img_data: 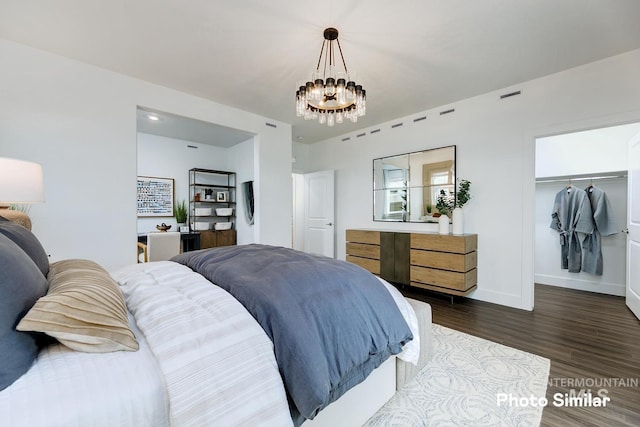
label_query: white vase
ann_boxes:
[452,207,464,235]
[438,214,450,234]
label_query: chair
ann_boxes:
[137,232,181,262]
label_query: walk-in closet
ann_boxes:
[534,122,640,296]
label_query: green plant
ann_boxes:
[455,179,472,208]
[175,199,187,223]
[425,204,432,214]
[436,178,472,216]
[436,189,454,217]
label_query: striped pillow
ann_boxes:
[17,259,138,352]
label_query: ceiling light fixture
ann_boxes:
[296,27,366,126]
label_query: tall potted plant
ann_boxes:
[175,199,188,229]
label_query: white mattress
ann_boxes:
[0,314,168,427]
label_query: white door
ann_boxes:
[627,131,640,320]
[303,170,335,257]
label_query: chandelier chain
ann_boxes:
[335,39,349,75]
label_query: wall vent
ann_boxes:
[500,90,521,99]
[370,129,381,134]
[341,137,351,142]
[187,145,198,149]
[413,116,427,122]
[265,122,277,128]
[391,122,403,128]
[439,108,455,115]
[356,133,366,138]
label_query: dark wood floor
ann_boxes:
[401,284,640,427]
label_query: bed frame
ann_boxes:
[305,298,433,426]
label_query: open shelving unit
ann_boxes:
[189,168,236,248]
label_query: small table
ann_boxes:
[138,232,201,253]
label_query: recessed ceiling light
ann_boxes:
[148,114,160,121]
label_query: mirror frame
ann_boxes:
[373,145,456,222]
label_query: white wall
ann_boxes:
[227,138,256,245]
[136,132,229,233]
[292,141,311,174]
[536,124,638,177]
[0,39,292,271]
[292,173,305,251]
[304,49,640,310]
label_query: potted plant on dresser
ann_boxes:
[436,179,471,235]
[452,179,471,234]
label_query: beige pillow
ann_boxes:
[17,259,139,352]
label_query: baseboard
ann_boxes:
[534,274,625,296]
[468,287,526,310]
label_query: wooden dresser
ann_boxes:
[346,229,477,297]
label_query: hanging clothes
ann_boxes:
[582,185,618,275]
[550,186,594,273]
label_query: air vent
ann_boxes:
[439,108,455,115]
[341,137,351,142]
[500,90,521,99]
[413,116,427,122]
[356,133,366,138]
[391,123,403,128]
[265,122,277,128]
[187,145,198,149]
[370,129,381,134]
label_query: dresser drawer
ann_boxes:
[346,242,381,259]
[346,255,380,275]
[411,233,477,254]
[411,249,477,273]
[410,265,477,291]
[346,229,380,245]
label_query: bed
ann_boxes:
[0,217,432,427]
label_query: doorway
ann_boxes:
[533,122,640,297]
[291,170,335,258]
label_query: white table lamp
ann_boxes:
[0,157,44,230]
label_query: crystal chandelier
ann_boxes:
[296,27,366,126]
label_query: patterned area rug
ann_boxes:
[365,324,550,426]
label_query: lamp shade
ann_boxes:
[0,157,44,204]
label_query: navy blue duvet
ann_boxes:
[172,244,412,425]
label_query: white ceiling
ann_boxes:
[2,0,640,144]
[136,107,254,148]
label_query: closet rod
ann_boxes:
[536,171,627,184]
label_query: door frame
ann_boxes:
[626,132,640,319]
[522,111,640,311]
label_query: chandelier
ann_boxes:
[296,27,366,126]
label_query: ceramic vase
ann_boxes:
[452,207,464,235]
[438,214,450,234]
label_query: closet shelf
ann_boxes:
[535,171,627,184]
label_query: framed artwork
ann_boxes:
[216,191,228,202]
[137,176,174,217]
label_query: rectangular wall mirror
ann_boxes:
[373,145,456,222]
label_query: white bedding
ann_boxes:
[0,313,168,427]
[1,260,420,427]
[114,261,294,427]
